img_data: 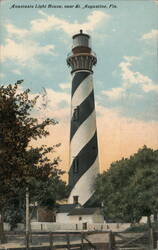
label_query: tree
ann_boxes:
[0,81,67,242]
[94,146,158,226]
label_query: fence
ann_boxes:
[4,222,131,232]
[108,228,158,250]
[0,229,158,250]
[1,231,109,249]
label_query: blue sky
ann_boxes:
[0,0,158,175]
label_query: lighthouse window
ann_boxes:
[73,158,78,173]
[73,196,79,204]
[73,106,79,121]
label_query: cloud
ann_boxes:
[119,57,152,85]
[119,56,158,93]
[15,85,70,122]
[12,69,22,75]
[35,88,70,122]
[6,23,29,39]
[102,56,158,102]
[0,73,5,78]
[123,56,139,63]
[102,87,142,101]
[6,10,107,38]
[5,11,109,39]
[102,87,125,100]
[142,82,158,93]
[141,29,158,40]
[31,10,110,35]
[59,82,71,90]
[0,39,55,64]
[2,10,110,69]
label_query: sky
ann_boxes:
[0,0,158,181]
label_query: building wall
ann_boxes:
[92,213,104,223]
[68,214,104,224]
[56,210,104,224]
[56,213,70,223]
[68,214,94,223]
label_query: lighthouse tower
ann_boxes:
[67,30,99,206]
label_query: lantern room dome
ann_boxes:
[72,30,91,54]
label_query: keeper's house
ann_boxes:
[68,207,104,224]
[56,203,104,225]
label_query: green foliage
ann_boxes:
[94,146,158,223]
[4,196,24,230]
[0,81,67,228]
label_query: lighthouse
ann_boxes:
[67,30,99,206]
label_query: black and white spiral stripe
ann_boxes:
[68,71,99,205]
